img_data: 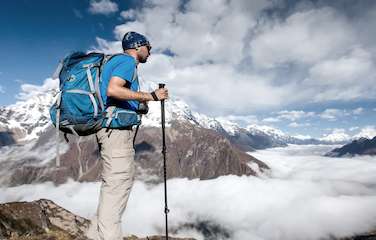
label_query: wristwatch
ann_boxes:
[150,91,159,101]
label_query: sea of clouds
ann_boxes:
[1,144,376,240]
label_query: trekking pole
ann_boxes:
[159,83,169,240]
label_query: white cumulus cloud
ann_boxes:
[306,48,375,102]
[352,107,364,115]
[319,128,350,142]
[88,0,118,15]
[288,122,311,128]
[262,117,280,123]
[91,0,376,118]
[216,114,259,127]
[276,110,315,121]
[319,109,345,121]
[251,7,357,68]
[293,134,312,140]
[353,125,376,139]
[15,78,58,101]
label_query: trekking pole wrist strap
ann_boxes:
[150,91,159,101]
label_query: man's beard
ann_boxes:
[139,56,147,63]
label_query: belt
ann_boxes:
[121,125,133,130]
[105,126,133,132]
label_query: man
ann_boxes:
[87,31,168,240]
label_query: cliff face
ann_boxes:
[134,121,268,183]
[0,199,195,240]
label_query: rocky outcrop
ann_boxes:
[0,199,195,240]
[0,120,269,187]
[0,131,16,147]
[0,109,26,146]
[0,199,89,239]
[325,136,376,157]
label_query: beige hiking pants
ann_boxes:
[86,128,136,240]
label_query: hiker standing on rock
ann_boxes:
[87,31,169,240]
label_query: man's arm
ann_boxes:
[107,76,168,101]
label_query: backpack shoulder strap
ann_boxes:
[102,53,138,82]
[55,92,62,168]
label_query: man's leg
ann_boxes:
[95,128,136,240]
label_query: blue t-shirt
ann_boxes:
[100,54,139,111]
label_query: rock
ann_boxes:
[0,131,16,147]
[0,199,89,240]
[0,199,195,240]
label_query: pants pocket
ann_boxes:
[96,128,109,143]
[107,148,135,176]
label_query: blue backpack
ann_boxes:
[50,52,142,168]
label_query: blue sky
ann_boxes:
[1,0,375,139]
[0,0,137,105]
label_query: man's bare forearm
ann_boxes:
[107,76,168,101]
[107,84,153,102]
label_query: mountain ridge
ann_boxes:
[325,136,376,157]
[0,78,353,150]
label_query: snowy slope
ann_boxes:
[0,78,58,141]
[246,124,292,142]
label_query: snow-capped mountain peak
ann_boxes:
[215,118,241,135]
[246,124,287,138]
[0,78,57,141]
[141,97,199,127]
